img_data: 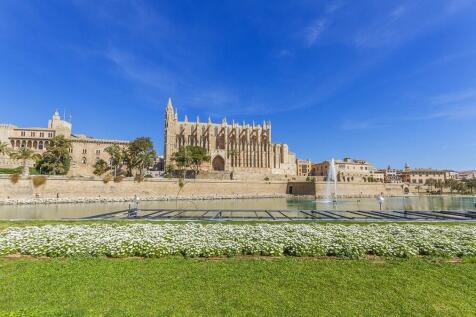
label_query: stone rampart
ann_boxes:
[0,176,288,200]
[0,176,410,202]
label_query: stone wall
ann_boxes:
[287,181,406,197]
[0,176,288,199]
[0,176,416,201]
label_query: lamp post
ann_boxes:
[377,193,385,211]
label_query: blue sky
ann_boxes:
[1,0,475,170]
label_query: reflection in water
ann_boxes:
[0,196,475,220]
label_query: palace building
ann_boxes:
[163,99,296,176]
[311,158,383,183]
[0,111,129,176]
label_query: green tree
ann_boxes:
[444,179,459,195]
[435,179,444,193]
[123,137,156,177]
[466,179,476,194]
[171,147,191,178]
[104,144,123,177]
[456,182,467,194]
[135,148,156,177]
[0,141,10,156]
[171,145,210,178]
[164,163,175,178]
[93,159,110,176]
[9,147,42,176]
[35,135,72,175]
[187,146,210,176]
[425,178,436,193]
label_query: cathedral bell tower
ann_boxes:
[164,98,176,167]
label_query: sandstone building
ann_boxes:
[311,158,383,183]
[400,164,458,184]
[0,112,128,176]
[296,159,312,176]
[163,99,296,176]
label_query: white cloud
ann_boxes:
[354,1,474,48]
[306,19,328,46]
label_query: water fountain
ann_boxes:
[317,158,337,204]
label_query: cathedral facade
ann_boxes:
[163,99,296,176]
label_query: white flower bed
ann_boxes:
[1,224,475,258]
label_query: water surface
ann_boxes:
[0,196,475,220]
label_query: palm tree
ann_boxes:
[9,148,41,176]
[466,179,476,195]
[435,179,444,194]
[135,149,156,177]
[444,179,459,195]
[425,178,436,193]
[105,145,123,177]
[0,141,10,156]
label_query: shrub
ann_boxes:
[264,176,270,181]
[0,167,22,175]
[114,175,124,183]
[144,174,153,178]
[9,173,20,184]
[134,174,144,183]
[31,175,47,187]
[103,175,113,184]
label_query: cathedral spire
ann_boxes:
[166,97,173,110]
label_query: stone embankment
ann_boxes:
[0,193,288,206]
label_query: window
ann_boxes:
[82,149,87,154]
[48,132,53,137]
[31,132,35,137]
[82,157,87,164]
[39,132,44,137]
[20,131,26,136]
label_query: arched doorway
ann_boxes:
[212,155,225,171]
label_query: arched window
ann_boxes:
[38,141,43,150]
[33,141,38,149]
[11,140,14,148]
[27,140,32,148]
[82,157,87,164]
[21,140,26,148]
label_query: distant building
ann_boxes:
[163,98,296,175]
[382,166,403,183]
[296,159,312,176]
[0,112,129,176]
[458,170,476,180]
[400,164,459,184]
[311,158,383,183]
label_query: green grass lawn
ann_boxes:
[0,167,39,175]
[0,257,476,316]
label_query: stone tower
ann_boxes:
[48,111,72,137]
[164,98,176,166]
